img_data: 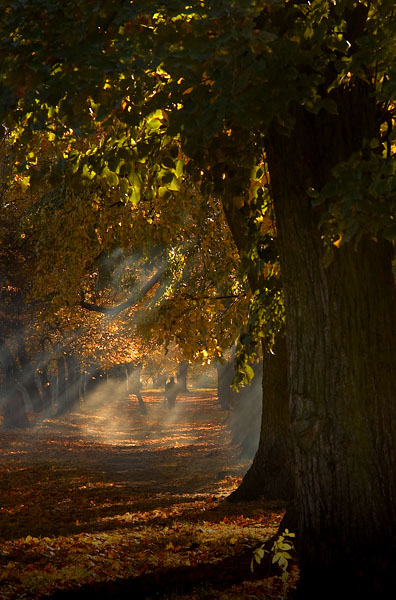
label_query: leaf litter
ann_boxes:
[0,390,297,599]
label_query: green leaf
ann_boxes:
[130,171,142,189]
[119,178,129,196]
[106,170,119,186]
[168,176,180,191]
[175,159,184,177]
[245,364,254,381]
[147,118,161,130]
[129,187,140,205]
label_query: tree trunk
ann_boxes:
[228,336,293,503]
[226,360,262,459]
[56,355,68,414]
[37,364,53,410]
[216,358,237,410]
[129,363,146,414]
[16,339,43,413]
[221,198,292,500]
[0,341,29,429]
[266,84,396,595]
[125,364,130,393]
[64,353,81,411]
[176,361,189,392]
[2,386,29,429]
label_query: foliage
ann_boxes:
[251,529,295,592]
[1,1,395,248]
[1,1,394,382]
[0,135,249,382]
[271,530,295,576]
[0,1,268,382]
[230,188,284,387]
[0,0,394,414]
[312,149,396,246]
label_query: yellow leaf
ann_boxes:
[333,233,343,248]
[229,537,237,545]
[183,87,194,95]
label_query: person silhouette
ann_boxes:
[164,377,178,410]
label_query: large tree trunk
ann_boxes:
[266,83,396,595]
[223,357,262,459]
[228,336,292,503]
[222,198,292,500]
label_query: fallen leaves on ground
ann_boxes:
[0,389,297,599]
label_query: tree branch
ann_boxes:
[183,293,245,301]
[80,265,167,317]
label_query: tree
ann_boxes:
[176,360,189,392]
[219,167,292,500]
[0,149,48,425]
[228,337,292,502]
[1,1,396,595]
[149,5,396,595]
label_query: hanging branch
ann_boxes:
[80,265,167,317]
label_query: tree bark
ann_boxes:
[216,356,237,410]
[266,84,396,595]
[176,361,189,392]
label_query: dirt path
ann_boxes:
[0,388,292,599]
[1,389,249,506]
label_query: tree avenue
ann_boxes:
[1,0,396,596]
[0,158,248,422]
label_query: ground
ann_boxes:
[0,385,298,599]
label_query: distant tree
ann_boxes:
[176,360,189,393]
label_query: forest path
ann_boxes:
[0,389,291,599]
[2,389,248,500]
